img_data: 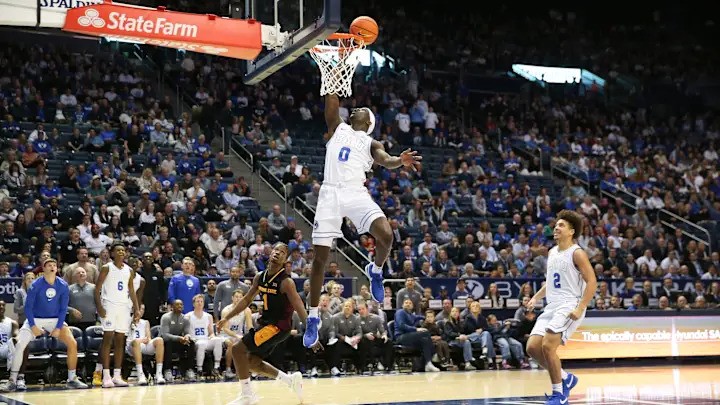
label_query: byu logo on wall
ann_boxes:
[464,280,485,299]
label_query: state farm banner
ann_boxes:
[62,2,262,60]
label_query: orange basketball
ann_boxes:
[350,16,378,45]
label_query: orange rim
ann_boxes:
[310,32,365,54]
[327,32,365,43]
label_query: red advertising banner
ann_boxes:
[63,2,262,60]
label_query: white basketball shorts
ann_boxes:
[20,318,67,338]
[530,301,586,345]
[312,184,385,247]
[126,340,156,356]
[100,301,132,334]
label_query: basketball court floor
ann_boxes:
[1,365,718,405]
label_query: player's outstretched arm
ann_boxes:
[325,94,343,135]
[217,274,259,329]
[282,278,309,321]
[370,141,422,171]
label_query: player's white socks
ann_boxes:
[561,369,568,379]
[9,371,18,383]
[240,377,252,394]
[214,361,221,370]
[309,307,319,318]
[136,364,144,375]
[276,371,292,386]
[552,383,562,393]
[114,369,122,379]
[103,369,111,379]
[156,363,163,375]
[95,363,103,372]
[68,369,77,380]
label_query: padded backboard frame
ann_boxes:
[243,0,341,85]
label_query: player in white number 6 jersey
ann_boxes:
[304,93,422,349]
[95,243,141,388]
[526,210,597,405]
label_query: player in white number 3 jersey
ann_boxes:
[526,210,597,405]
[304,94,422,349]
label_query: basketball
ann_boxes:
[350,16,378,45]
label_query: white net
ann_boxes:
[309,35,366,98]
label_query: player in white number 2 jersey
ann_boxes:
[526,210,597,405]
[304,94,422,349]
[95,243,141,388]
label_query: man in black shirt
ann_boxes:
[0,221,26,261]
[137,252,167,326]
[59,228,87,266]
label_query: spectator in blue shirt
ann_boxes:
[177,153,196,176]
[10,255,34,277]
[76,164,91,189]
[167,258,201,314]
[32,132,53,157]
[2,258,88,391]
[88,155,106,177]
[194,135,211,156]
[197,151,215,175]
[149,123,168,145]
[39,179,63,201]
[487,191,508,216]
[393,299,439,372]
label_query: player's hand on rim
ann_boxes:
[399,148,422,171]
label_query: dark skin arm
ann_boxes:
[325,94,343,136]
[95,265,110,318]
[137,278,146,307]
[370,140,422,171]
[280,277,308,321]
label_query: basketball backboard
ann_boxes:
[241,0,342,85]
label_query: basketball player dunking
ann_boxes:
[304,93,422,348]
[218,243,304,405]
[94,243,141,388]
[525,210,597,405]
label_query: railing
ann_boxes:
[514,144,714,249]
[228,137,288,218]
[598,180,712,247]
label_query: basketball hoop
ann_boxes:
[309,33,366,98]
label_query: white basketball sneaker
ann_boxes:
[289,371,303,401]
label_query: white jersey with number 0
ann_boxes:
[324,123,374,188]
[186,311,213,340]
[102,262,132,305]
[545,244,585,305]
